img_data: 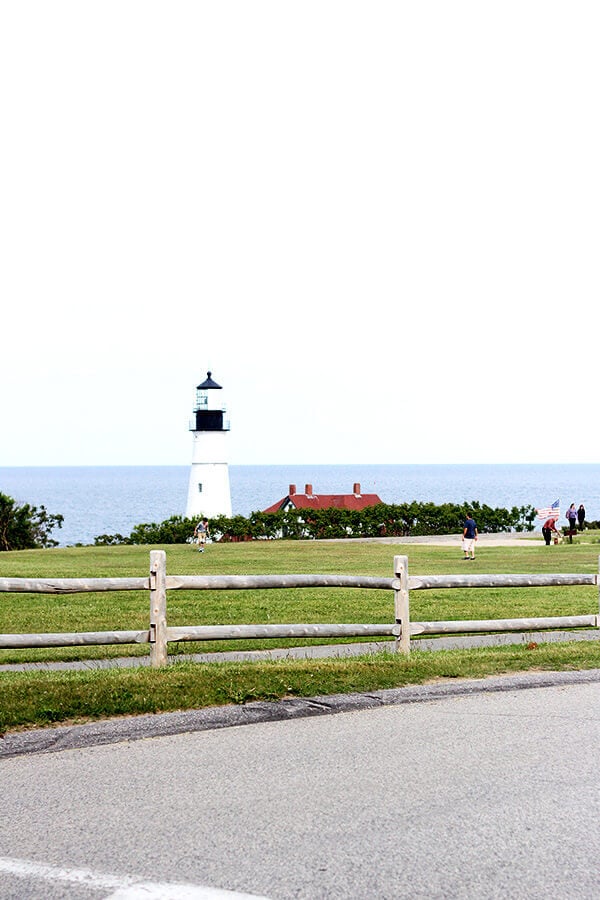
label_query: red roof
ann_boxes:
[263,483,382,513]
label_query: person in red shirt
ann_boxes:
[542,516,559,545]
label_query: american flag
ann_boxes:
[536,499,560,519]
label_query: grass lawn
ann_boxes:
[1,537,599,733]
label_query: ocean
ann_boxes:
[1,463,599,547]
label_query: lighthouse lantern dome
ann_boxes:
[191,371,229,432]
[195,371,222,411]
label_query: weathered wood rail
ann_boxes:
[0,552,598,666]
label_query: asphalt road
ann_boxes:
[1,672,600,899]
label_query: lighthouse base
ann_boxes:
[185,463,232,520]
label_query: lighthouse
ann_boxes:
[185,372,232,519]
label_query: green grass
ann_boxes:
[0,538,599,733]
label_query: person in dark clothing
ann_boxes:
[462,513,478,560]
[577,504,586,530]
[566,504,578,542]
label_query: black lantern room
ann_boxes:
[191,372,230,432]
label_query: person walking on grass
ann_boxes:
[194,517,209,552]
[462,512,478,560]
[577,504,586,531]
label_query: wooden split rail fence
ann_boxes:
[0,552,598,667]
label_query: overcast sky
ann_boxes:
[1,1,597,468]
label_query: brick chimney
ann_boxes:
[289,484,296,496]
[305,483,313,496]
[353,483,361,496]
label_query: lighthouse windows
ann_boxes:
[197,483,203,493]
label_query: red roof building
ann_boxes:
[263,483,382,513]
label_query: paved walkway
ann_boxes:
[2,627,599,675]
[327,532,544,547]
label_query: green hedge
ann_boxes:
[94,501,537,546]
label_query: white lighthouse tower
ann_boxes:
[185,372,232,519]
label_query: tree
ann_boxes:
[0,492,64,551]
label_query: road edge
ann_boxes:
[2,667,600,759]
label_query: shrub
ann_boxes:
[93,501,536,545]
[0,492,63,550]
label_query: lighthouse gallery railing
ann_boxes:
[0,551,598,667]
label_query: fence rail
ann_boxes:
[409,573,597,590]
[0,577,149,594]
[0,552,598,666]
[165,574,395,591]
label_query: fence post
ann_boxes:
[393,554,410,654]
[149,550,168,667]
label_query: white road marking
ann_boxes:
[107,885,267,899]
[0,857,269,898]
